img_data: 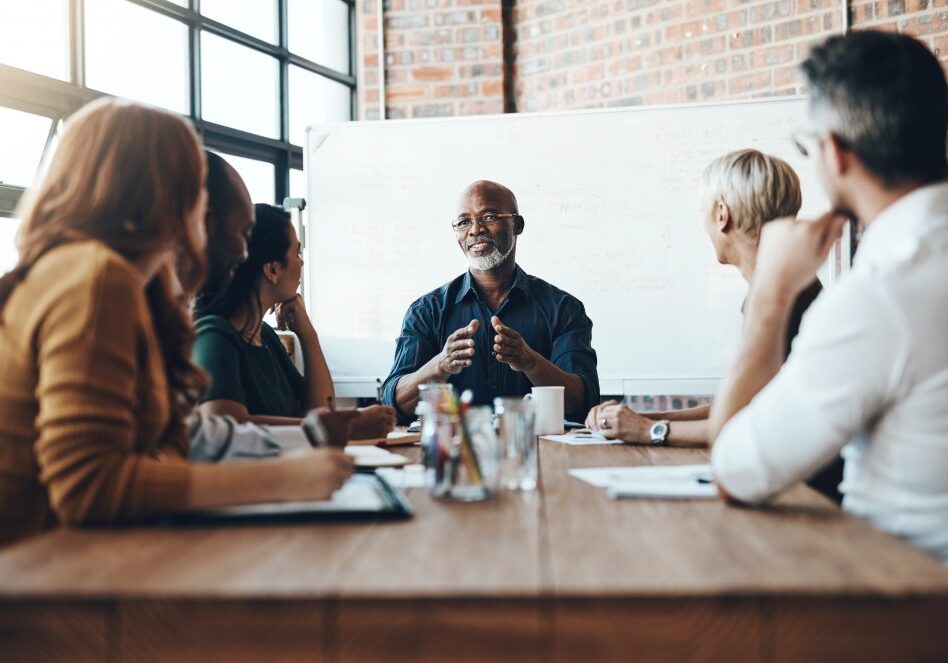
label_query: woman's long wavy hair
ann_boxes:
[0,97,208,445]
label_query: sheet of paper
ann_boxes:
[569,464,717,500]
[570,464,712,487]
[344,445,408,467]
[196,476,387,515]
[377,465,429,489]
[545,432,623,446]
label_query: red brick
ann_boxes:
[411,66,456,82]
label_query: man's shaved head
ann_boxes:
[458,180,519,216]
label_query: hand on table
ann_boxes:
[586,402,654,442]
[349,405,397,439]
[282,448,355,500]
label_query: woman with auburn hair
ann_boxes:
[0,98,353,546]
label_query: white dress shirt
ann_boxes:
[712,182,948,562]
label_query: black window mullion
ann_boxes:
[349,0,357,120]
[278,0,290,202]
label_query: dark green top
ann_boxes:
[193,315,305,418]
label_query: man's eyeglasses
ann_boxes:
[451,212,519,232]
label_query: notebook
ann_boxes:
[168,472,413,524]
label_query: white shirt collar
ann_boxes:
[854,180,948,273]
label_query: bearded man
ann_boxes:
[380,180,599,422]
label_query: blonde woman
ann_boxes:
[586,149,840,499]
[0,98,353,546]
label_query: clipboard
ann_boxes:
[167,472,413,525]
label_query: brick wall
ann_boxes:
[358,0,948,117]
[357,0,506,119]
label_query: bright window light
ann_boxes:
[211,151,276,205]
[0,219,21,274]
[0,107,53,188]
[288,65,351,146]
[290,168,306,201]
[288,0,350,73]
[201,0,277,44]
[201,32,279,139]
[84,0,190,114]
[0,0,69,80]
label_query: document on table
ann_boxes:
[569,464,717,499]
[545,432,624,446]
[377,465,429,488]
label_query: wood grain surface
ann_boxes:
[1,439,946,661]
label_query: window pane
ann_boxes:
[85,0,189,114]
[0,107,53,188]
[0,0,69,80]
[0,219,20,274]
[288,0,349,73]
[201,0,277,43]
[290,168,306,201]
[202,33,279,139]
[211,151,275,205]
[288,65,351,146]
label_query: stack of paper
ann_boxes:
[569,464,717,499]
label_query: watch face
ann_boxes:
[651,421,669,440]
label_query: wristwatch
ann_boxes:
[649,420,670,445]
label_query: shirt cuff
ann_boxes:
[263,426,313,455]
[711,407,777,504]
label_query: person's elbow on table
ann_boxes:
[710,416,779,506]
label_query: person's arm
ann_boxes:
[274,294,334,411]
[199,399,303,426]
[381,301,472,423]
[491,301,599,419]
[645,404,711,421]
[393,321,478,418]
[708,212,846,441]
[34,258,354,526]
[587,402,709,447]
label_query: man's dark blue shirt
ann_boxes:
[381,266,599,423]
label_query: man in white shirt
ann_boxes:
[709,31,948,562]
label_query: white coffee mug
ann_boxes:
[524,386,565,435]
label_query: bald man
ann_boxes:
[381,180,599,422]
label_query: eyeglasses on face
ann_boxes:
[451,212,519,232]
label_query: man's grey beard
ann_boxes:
[467,240,512,271]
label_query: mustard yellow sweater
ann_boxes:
[0,241,190,546]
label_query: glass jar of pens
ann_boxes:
[420,384,500,502]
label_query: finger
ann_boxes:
[601,428,619,440]
[448,339,476,355]
[493,322,521,340]
[585,407,600,429]
[451,359,472,370]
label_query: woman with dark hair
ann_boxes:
[0,99,354,546]
[194,204,395,432]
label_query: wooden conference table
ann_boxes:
[1,440,947,662]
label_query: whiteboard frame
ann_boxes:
[304,95,845,398]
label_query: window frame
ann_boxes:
[0,0,357,218]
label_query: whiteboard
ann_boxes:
[304,97,830,397]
